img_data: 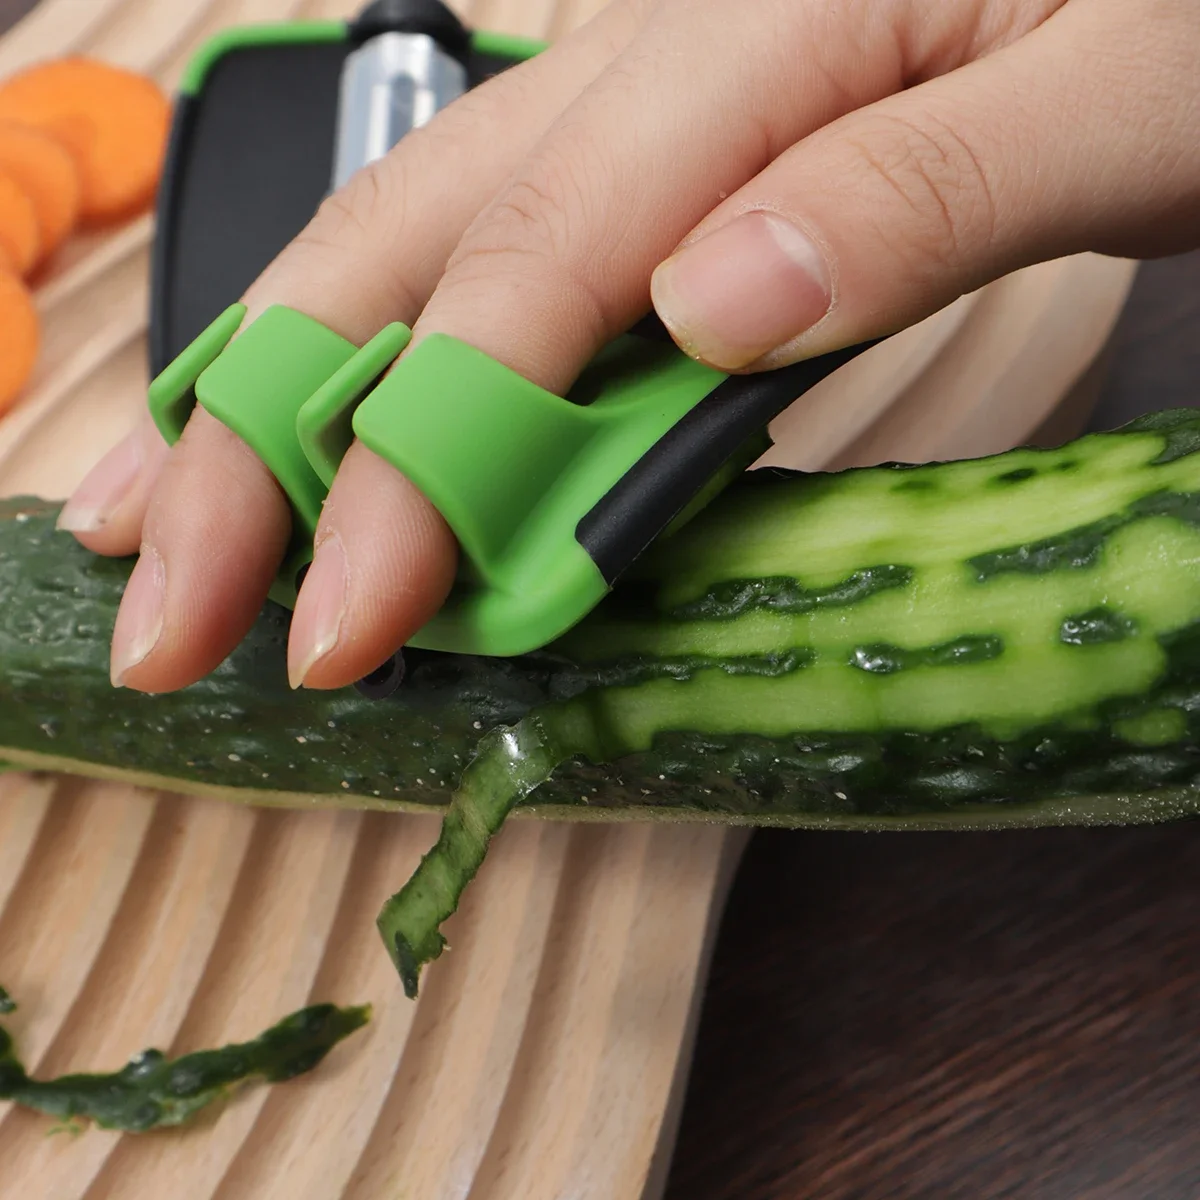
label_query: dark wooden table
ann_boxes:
[3,1,1199,1191]
[666,254,1200,1199]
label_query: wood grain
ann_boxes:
[0,1,1139,1196]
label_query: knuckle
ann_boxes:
[458,103,626,267]
[845,109,999,269]
[287,157,423,318]
[445,150,620,336]
[471,163,585,264]
[302,158,399,252]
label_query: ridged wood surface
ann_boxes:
[0,1,1138,1196]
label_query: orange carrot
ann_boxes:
[0,270,39,416]
[0,171,39,276]
[0,122,80,263]
[0,58,170,224]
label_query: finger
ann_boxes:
[407,0,1061,385]
[649,0,1199,371]
[107,2,647,694]
[110,413,291,691]
[286,441,456,689]
[408,4,890,388]
[56,411,169,554]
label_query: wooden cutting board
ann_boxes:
[0,2,1138,1197]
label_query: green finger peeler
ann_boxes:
[148,0,876,686]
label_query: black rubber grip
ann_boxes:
[576,340,880,584]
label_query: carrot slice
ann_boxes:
[0,270,39,416]
[0,123,81,262]
[0,172,39,276]
[0,58,170,224]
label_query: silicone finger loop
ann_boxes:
[147,304,411,608]
[296,321,413,487]
[147,303,247,446]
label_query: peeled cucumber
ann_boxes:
[3,410,1200,832]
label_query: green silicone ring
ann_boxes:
[148,304,412,607]
[297,322,412,487]
[195,305,356,540]
[148,303,247,446]
[348,332,724,656]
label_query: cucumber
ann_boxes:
[5,409,1200,830]
[10,409,1200,993]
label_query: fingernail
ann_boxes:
[288,534,348,689]
[57,432,143,534]
[651,211,832,370]
[110,545,166,687]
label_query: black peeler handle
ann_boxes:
[577,322,880,584]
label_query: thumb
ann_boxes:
[650,0,1200,373]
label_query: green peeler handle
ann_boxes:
[147,302,727,651]
[147,303,872,657]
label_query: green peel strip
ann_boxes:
[0,990,369,1132]
[376,719,565,998]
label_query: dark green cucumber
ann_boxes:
[6,410,1200,831]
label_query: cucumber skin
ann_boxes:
[6,410,1200,830]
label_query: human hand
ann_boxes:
[60,0,1200,693]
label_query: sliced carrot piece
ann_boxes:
[0,58,170,224]
[0,122,81,262]
[0,270,39,416]
[0,171,39,276]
